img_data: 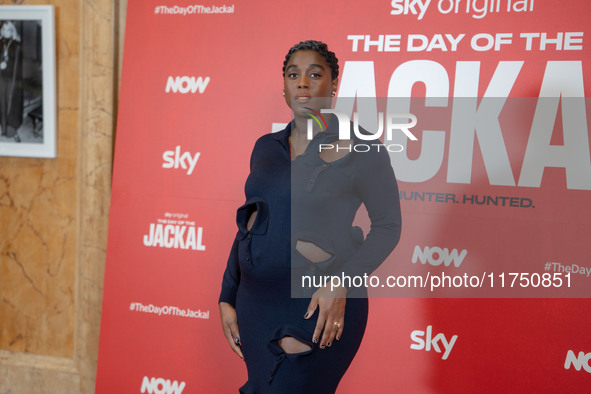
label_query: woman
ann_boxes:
[0,20,23,142]
[219,40,401,393]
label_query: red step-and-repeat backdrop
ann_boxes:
[96,0,591,392]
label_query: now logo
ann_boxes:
[162,146,200,175]
[411,245,467,267]
[141,376,185,394]
[165,76,210,94]
[564,350,591,373]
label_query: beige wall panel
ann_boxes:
[0,0,80,359]
[0,0,119,392]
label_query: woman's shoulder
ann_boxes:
[248,126,290,166]
[252,126,290,150]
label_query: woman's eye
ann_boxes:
[310,73,321,78]
[288,73,299,78]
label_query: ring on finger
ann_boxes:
[333,321,341,328]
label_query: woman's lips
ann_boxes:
[295,96,311,103]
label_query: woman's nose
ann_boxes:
[297,75,309,88]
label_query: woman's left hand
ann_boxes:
[304,285,347,349]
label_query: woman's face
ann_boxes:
[283,50,337,117]
[1,23,16,39]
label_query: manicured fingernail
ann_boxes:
[320,344,326,349]
[234,336,240,344]
[313,338,318,343]
[327,342,332,347]
[303,312,309,318]
[336,336,340,341]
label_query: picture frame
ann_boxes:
[0,5,56,158]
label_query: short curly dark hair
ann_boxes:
[282,40,339,80]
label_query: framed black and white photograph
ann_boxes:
[0,5,55,158]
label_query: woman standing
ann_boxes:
[219,40,401,393]
[0,20,23,142]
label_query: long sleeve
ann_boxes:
[339,147,402,279]
[218,134,281,307]
[219,230,242,307]
[218,140,259,307]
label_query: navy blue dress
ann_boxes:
[220,120,401,393]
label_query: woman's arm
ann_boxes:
[339,148,402,279]
[219,232,241,306]
[305,147,401,348]
[219,232,244,360]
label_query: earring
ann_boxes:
[331,91,336,97]
[283,91,285,96]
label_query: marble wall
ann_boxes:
[0,0,120,392]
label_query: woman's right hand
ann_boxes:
[219,302,244,360]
